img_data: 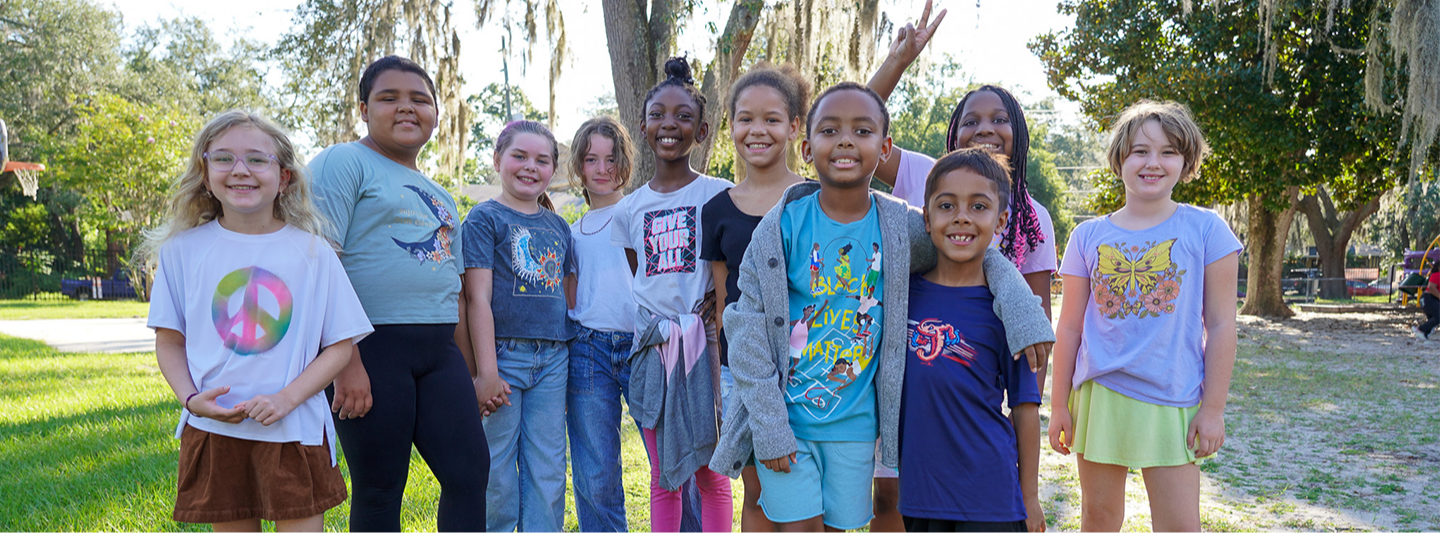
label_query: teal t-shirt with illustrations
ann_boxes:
[309,142,464,325]
[780,193,884,442]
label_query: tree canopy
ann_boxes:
[1031,0,1429,315]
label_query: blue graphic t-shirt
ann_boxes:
[462,200,577,341]
[899,274,1040,522]
[310,142,464,325]
[780,193,884,442]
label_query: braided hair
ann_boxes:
[946,85,1044,267]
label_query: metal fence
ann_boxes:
[0,247,142,301]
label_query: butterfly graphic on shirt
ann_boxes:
[1090,238,1184,319]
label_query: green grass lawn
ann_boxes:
[0,334,739,531]
[6,320,1435,531]
[0,299,150,320]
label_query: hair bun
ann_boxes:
[663,57,695,85]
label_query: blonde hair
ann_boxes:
[568,116,635,204]
[138,110,331,269]
[1106,100,1211,182]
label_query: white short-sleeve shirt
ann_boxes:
[148,221,373,464]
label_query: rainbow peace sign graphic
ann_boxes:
[212,267,293,355]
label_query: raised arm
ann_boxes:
[866,0,947,101]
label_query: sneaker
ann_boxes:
[1414,326,1427,340]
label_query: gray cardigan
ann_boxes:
[709,182,1055,478]
[627,308,720,491]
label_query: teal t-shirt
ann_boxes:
[780,193,883,442]
[309,142,464,325]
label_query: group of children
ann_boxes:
[144,5,1240,532]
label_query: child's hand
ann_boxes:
[1048,405,1072,455]
[1187,408,1226,458]
[1024,495,1047,532]
[187,386,247,424]
[884,0,947,66]
[696,290,718,325]
[331,357,372,420]
[235,393,298,426]
[1015,342,1054,374]
[475,374,512,416]
[759,452,796,474]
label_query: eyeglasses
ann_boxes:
[204,151,277,172]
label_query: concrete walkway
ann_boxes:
[0,318,154,353]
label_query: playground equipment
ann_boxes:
[1398,236,1440,306]
[0,119,45,199]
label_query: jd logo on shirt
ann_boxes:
[212,267,294,355]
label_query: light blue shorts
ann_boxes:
[754,438,876,529]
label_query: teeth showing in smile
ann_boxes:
[947,234,976,244]
[747,143,769,150]
[973,143,1000,151]
[833,158,857,164]
[658,137,681,146]
[229,185,257,190]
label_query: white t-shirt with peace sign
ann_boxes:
[149,220,373,463]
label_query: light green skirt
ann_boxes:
[1069,380,1202,468]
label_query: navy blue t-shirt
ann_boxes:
[899,274,1041,522]
[461,200,577,341]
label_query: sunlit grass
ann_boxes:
[0,299,150,320]
[0,334,740,531]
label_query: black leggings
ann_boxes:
[1422,295,1440,336]
[327,324,489,531]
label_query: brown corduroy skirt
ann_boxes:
[173,424,347,524]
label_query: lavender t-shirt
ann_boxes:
[1057,204,1242,407]
[891,149,1057,275]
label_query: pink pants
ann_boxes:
[641,428,733,532]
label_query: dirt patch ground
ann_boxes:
[1036,306,1440,531]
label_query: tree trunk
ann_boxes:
[691,0,764,172]
[602,0,661,190]
[1296,185,1383,299]
[1240,188,1299,318]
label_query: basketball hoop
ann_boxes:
[4,161,45,199]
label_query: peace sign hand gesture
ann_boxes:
[885,0,947,68]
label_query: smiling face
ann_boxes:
[953,91,1013,157]
[642,86,707,163]
[360,69,438,153]
[205,125,290,221]
[802,89,892,189]
[1119,119,1186,202]
[732,85,799,171]
[494,132,556,204]
[925,168,1008,267]
[580,133,622,199]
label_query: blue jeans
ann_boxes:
[566,325,635,532]
[484,338,569,532]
